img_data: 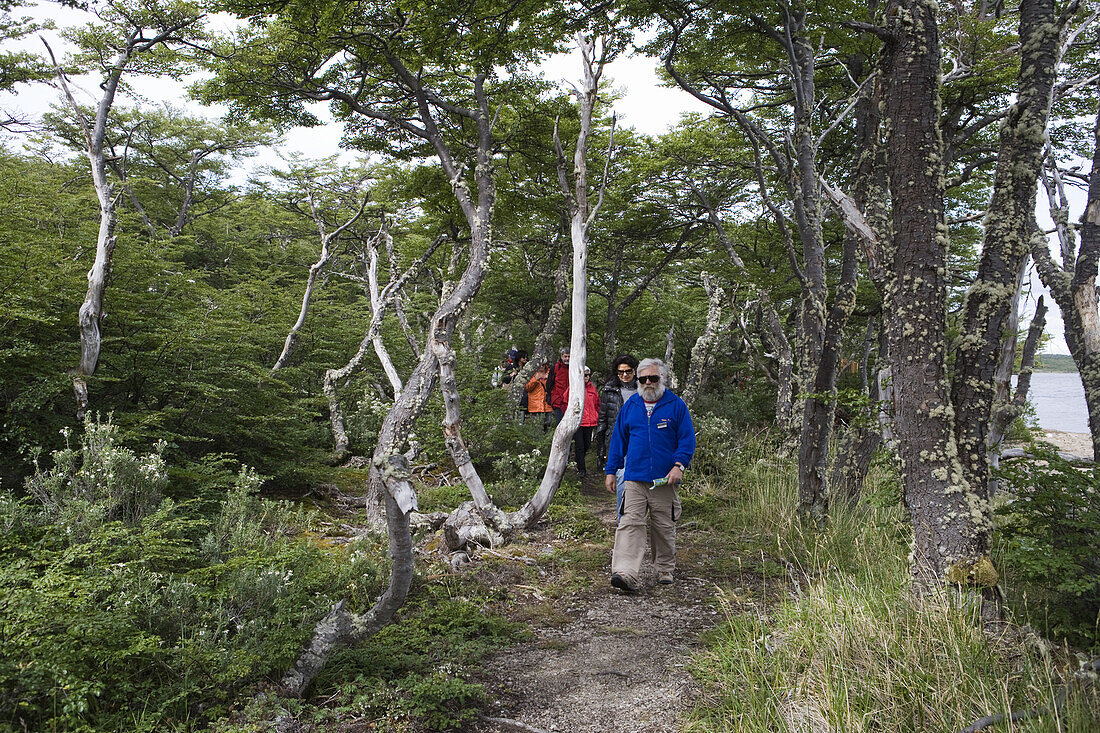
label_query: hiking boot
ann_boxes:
[657,572,674,585]
[610,573,637,593]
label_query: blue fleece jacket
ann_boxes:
[603,389,695,482]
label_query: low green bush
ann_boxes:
[310,596,526,730]
[0,418,383,732]
[995,447,1100,651]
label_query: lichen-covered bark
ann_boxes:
[882,0,989,588]
[951,0,1062,506]
[682,273,724,407]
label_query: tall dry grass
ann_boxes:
[685,430,1099,732]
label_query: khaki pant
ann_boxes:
[611,480,681,585]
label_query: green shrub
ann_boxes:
[995,447,1100,651]
[0,419,384,732]
[25,414,169,542]
[311,596,524,730]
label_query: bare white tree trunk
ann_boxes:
[324,234,445,460]
[272,193,369,372]
[366,221,404,395]
[43,16,201,418]
[435,34,616,535]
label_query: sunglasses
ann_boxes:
[616,368,634,374]
[638,374,661,384]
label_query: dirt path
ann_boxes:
[471,476,727,733]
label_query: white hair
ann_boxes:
[637,358,668,384]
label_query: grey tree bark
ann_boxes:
[950,0,1066,512]
[681,272,723,407]
[435,33,615,533]
[880,0,992,593]
[663,4,865,519]
[42,12,203,418]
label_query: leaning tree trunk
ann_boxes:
[279,485,414,697]
[282,63,498,687]
[950,0,1063,507]
[882,0,991,594]
[46,39,130,420]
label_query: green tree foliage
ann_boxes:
[0,149,95,485]
[0,147,370,487]
[43,103,276,237]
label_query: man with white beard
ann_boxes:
[603,358,695,592]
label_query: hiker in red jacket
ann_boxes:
[544,346,570,424]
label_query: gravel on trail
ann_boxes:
[471,475,727,733]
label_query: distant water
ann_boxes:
[1021,371,1090,433]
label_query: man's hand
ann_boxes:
[666,464,684,486]
[605,473,616,493]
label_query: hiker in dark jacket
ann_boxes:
[595,354,638,521]
[595,353,639,463]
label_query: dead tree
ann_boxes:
[323,232,445,464]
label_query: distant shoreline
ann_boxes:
[1033,354,1078,373]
